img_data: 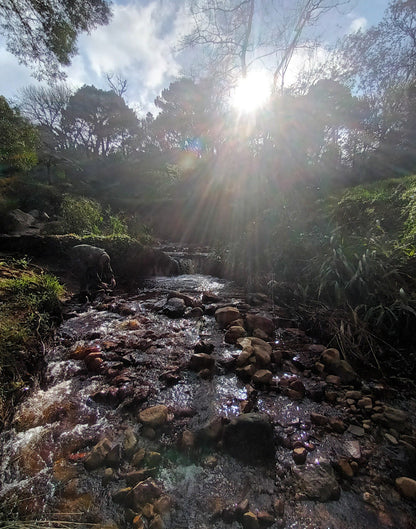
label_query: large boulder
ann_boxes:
[3,209,37,233]
[222,413,275,463]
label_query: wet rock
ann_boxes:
[84,438,112,471]
[293,461,341,501]
[242,511,259,529]
[225,325,247,344]
[123,427,138,456]
[131,478,163,510]
[188,353,215,371]
[336,458,354,478]
[344,440,361,460]
[345,390,362,400]
[197,416,225,444]
[70,344,101,360]
[237,348,253,367]
[163,297,186,318]
[149,514,165,529]
[132,514,145,529]
[320,348,340,367]
[236,364,257,381]
[154,494,172,515]
[257,511,275,526]
[222,413,275,463]
[395,477,416,500]
[252,369,273,385]
[105,444,122,467]
[329,417,346,434]
[347,424,365,437]
[102,467,115,485]
[383,406,408,428]
[310,412,328,426]
[273,499,285,516]
[139,405,169,428]
[131,448,146,467]
[53,458,78,483]
[167,291,195,307]
[292,447,307,465]
[194,341,214,354]
[124,469,157,486]
[84,351,104,372]
[238,337,272,367]
[187,306,204,318]
[112,486,132,506]
[245,314,274,337]
[325,375,341,385]
[215,306,241,328]
[202,291,222,303]
[306,383,326,402]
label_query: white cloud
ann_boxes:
[349,17,368,33]
[0,1,190,112]
[64,1,188,111]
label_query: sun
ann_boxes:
[231,70,271,113]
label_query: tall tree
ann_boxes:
[0,0,111,79]
[61,85,139,158]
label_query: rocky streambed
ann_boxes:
[0,273,415,529]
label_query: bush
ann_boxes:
[60,194,103,235]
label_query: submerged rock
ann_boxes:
[222,413,275,463]
[293,461,341,501]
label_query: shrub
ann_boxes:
[60,194,103,235]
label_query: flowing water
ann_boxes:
[0,272,415,528]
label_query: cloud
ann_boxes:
[348,17,368,33]
[0,44,37,102]
[65,0,189,111]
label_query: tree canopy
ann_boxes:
[0,0,111,79]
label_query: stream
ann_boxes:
[0,267,415,528]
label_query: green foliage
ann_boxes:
[60,194,103,235]
[0,97,38,173]
[0,0,111,80]
[0,259,64,424]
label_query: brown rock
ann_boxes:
[225,325,247,344]
[149,514,165,529]
[131,478,162,510]
[189,353,215,371]
[154,494,172,515]
[337,458,354,478]
[132,514,145,529]
[310,412,328,426]
[215,307,241,328]
[180,429,195,450]
[252,369,273,385]
[257,511,275,526]
[395,477,416,500]
[320,348,340,367]
[245,314,274,336]
[274,499,285,516]
[139,405,169,428]
[242,511,259,529]
[142,503,155,518]
[293,447,307,465]
[237,348,254,367]
[329,418,346,434]
[84,438,112,471]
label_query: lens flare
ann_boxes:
[231,70,271,113]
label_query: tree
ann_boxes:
[0,0,111,79]
[153,78,221,153]
[0,96,38,173]
[182,0,352,91]
[61,85,139,158]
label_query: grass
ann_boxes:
[0,257,64,428]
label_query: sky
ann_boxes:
[0,0,391,114]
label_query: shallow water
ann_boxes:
[0,273,415,528]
